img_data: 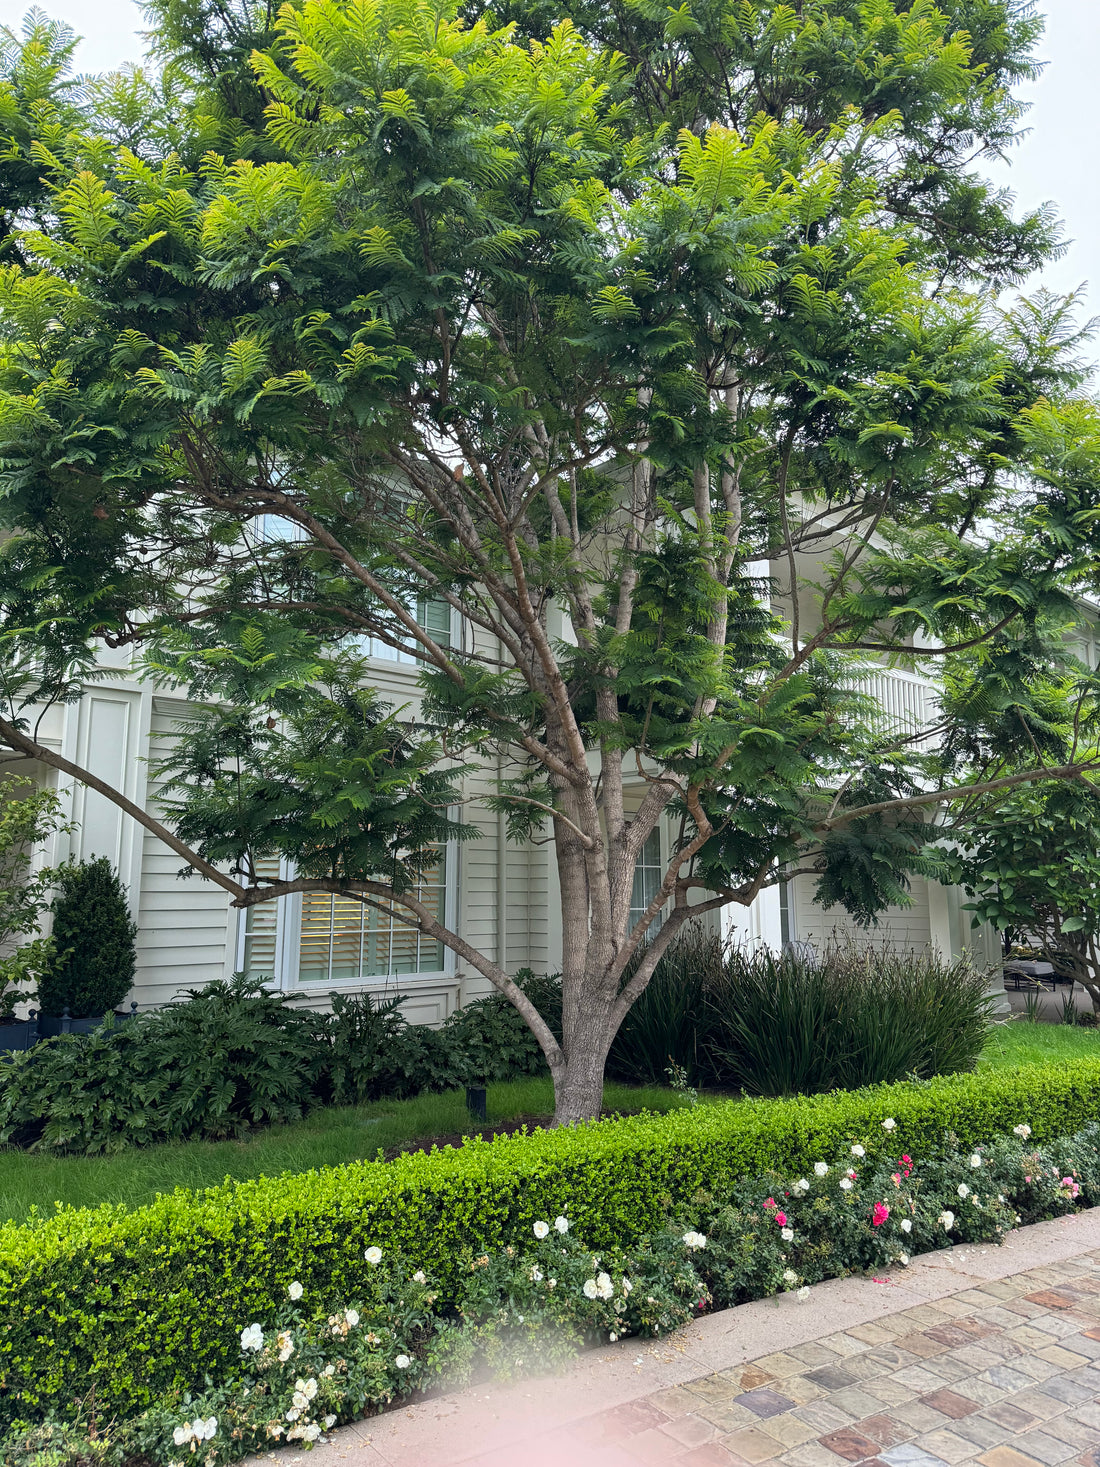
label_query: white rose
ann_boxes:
[533,1221,550,1239]
[412,1270,427,1284]
[554,1216,570,1233]
[882,1118,896,1131]
[531,1266,543,1281]
[365,1247,383,1265]
[797,1178,810,1192]
[240,1323,264,1352]
[969,1154,982,1168]
[583,1279,599,1299]
[682,1230,707,1250]
[781,1227,794,1242]
[957,1183,970,1199]
[900,1218,912,1233]
[394,1354,411,1369]
[292,1392,308,1411]
[939,1210,955,1231]
[597,1272,614,1299]
[851,1144,865,1158]
[304,1424,322,1443]
[345,1309,359,1328]
[173,1427,189,1447]
[897,1252,909,1265]
[622,1277,633,1293]
[1013,1124,1032,1139]
[814,1162,828,1177]
[288,1281,303,1301]
[324,1415,337,1430]
[839,1177,853,1191]
[783,1269,798,1284]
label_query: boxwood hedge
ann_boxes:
[2,1058,1098,1424]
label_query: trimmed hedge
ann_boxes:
[2,1058,1099,1423]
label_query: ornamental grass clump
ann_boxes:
[706,943,991,1095]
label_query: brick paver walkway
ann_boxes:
[616,1259,1100,1465]
[272,1212,1100,1467]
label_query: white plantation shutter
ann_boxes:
[241,857,281,977]
[245,850,448,985]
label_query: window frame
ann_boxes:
[236,841,459,994]
[628,824,666,935]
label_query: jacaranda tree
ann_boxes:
[2,0,1100,1121]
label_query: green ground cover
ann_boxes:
[0,1078,693,1222]
[1,1019,1096,1226]
[978,1020,1100,1069]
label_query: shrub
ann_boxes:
[37,857,137,1018]
[0,976,330,1152]
[0,975,559,1154]
[6,1117,1100,1459]
[706,943,990,1095]
[2,1057,1099,1423]
[607,926,720,1085]
[0,779,73,1021]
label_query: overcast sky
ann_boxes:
[2,0,1098,359]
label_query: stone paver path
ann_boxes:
[623,1263,1100,1466]
[273,1211,1100,1467]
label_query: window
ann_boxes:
[357,597,452,663]
[629,827,664,933]
[241,850,450,986]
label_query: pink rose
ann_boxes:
[872,1202,890,1227]
[774,1211,788,1227]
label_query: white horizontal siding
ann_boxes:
[789,872,933,953]
[131,704,234,1008]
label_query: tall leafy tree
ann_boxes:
[1,0,1099,1121]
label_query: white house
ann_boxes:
[14,576,1012,1022]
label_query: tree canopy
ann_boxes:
[1,0,1100,1119]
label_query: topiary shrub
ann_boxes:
[37,857,137,1018]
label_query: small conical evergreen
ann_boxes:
[38,858,137,1018]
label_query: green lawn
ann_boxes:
[3,1019,1098,1227]
[0,1078,694,1224]
[979,1019,1100,1069]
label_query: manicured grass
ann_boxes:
[979,1019,1100,1069]
[4,1020,1096,1225]
[0,1078,695,1223]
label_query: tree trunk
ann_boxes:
[551,1005,613,1126]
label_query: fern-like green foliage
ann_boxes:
[0,0,1096,1106]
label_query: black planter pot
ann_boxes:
[0,1018,37,1053]
[37,1004,139,1039]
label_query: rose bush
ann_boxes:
[8,1121,1100,1465]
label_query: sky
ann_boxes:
[1,0,1098,353]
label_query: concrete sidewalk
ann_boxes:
[262,1210,1100,1467]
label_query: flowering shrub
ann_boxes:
[453,1220,706,1376]
[7,1121,1100,1464]
[5,1059,1100,1425]
[125,1265,451,1465]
